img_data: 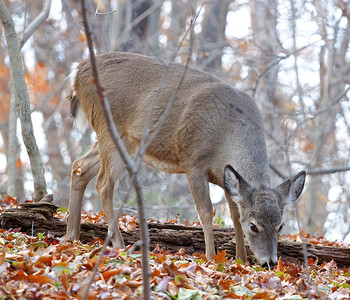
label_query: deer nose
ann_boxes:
[261,260,277,270]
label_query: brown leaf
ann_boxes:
[213,249,228,264]
[12,270,55,285]
[102,268,121,282]
[61,271,69,290]
[0,249,5,266]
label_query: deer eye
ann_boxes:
[278,223,285,233]
[250,222,259,233]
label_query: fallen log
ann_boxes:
[1,203,350,267]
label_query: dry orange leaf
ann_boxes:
[102,268,121,282]
[61,271,69,290]
[277,257,283,270]
[213,249,228,264]
[0,249,5,266]
[127,280,143,288]
[34,253,53,267]
[1,212,350,299]
[13,271,54,285]
[152,268,162,277]
[15,159,23,170]
[252,291,276,299]
[152,243,161,253]
[38,61,45,69]
[176,248,186,255]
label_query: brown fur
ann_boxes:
[65,52,305,267]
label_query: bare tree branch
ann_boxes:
[137,7,202,163]
[19,0,52,48]
[113,0,162,50]
[294,203,312,300]
[269,163,288,180]
[79,1,150,299]
[306,165,350,176]
[251,45,310,97]
[95,0,118,15]
[270,163,350,180]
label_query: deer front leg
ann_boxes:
[186,168,215,260]
[226,195,247,262]
[66,142,100,241]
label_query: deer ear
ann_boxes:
[275,170,306,206]
[223,165,249,197]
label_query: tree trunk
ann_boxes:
[6,72,18,198]
[110,0,154,54]
[0,0,47,201]
[305,6,350,233]
[169,0,191,53]
[146,1,161,56]
[197,0,230,71]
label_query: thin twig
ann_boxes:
[294,204,312,300]
[79,0,150,299]
[114,0,163,50]
[144,9,200,151]
[266,86,350,179]
[251,45,310,98]
[300,86,350,125]
[20,0,52,48]
[284,148,312,299]
[269,163,288,180]
[83,217,117,299]
[306,165,350,175]
[135,6,202,168]
[95,0,118,16]
[270,163,350,180]
[110,5,202,257]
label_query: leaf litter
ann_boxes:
[1,197,350,299]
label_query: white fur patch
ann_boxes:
[68,62,79,96]
[69,62,89,133]
[74,106,89,133]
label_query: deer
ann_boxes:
[65,52,306,269]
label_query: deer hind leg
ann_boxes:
[186,168,215,260]
[95,139,134,249]
[226,194,247,262]
[66,142,100,241]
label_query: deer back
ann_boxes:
[69,52,270,188]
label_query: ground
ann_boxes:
[1,196,350,299]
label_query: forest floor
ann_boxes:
[1,196,350,299]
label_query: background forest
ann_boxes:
[0,0,349,243]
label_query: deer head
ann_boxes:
[224,164,306,268]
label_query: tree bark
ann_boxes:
[197,0,230,71]
[110,0,149,53]
[1,206,350,267]
[6,0,50,199]
[305,5,350,233]
[19,0,52,48]
[6,73,18,198]
[0,0,47,201]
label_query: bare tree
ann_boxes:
[109,0,159,53]
[0,0,48,201]
[197,0,231,71]
[304,1,350,233]
[6,0,51,199]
